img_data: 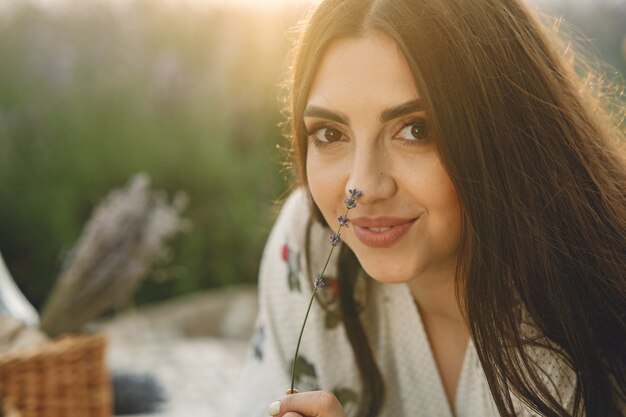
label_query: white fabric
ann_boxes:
[235,188,577,417]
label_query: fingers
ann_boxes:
[269,401,281,416]
[268,390,346,417]
[267,390,298,416]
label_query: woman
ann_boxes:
[236,0,625,416]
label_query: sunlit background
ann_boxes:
[0,0,623,312]
[0,0,623,415]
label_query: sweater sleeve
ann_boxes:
[234,188,315,417]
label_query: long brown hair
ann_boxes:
[285,0,626,416]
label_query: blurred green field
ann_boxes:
[0,1,302,309]
[0,0,623,311]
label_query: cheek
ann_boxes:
[433,170,462,248]
[406,158,462,240]
[434,169,460,211]
[306,148,346,221]
[440,169,461,220]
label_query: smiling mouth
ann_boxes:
[350,217,419,248]
[366,227,392,232]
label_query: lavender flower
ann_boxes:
[348,188,363,199]
[314,275,326,289]
[337,215,349,227]
[290,189,362,393]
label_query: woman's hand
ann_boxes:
[268,390,347,417]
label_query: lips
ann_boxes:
[350,216,418,248]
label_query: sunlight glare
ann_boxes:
[169,0,316,10]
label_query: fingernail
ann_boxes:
[268,400,281,416]
[285,388,299,395]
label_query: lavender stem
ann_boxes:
[289,207,350,392]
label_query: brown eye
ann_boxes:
[323,127,342,142]
[396,118,429,142]
[410,120,427,139]
[310,126,344,143]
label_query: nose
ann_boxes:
[345,146,397,205]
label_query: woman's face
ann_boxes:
[305,31,462,284]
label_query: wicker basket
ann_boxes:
[0,333,111,417]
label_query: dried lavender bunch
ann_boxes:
[290,188,363,393]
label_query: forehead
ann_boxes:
[307,31,419,110]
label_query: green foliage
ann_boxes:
[0,1,297,309]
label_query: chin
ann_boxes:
[358,260,418,285]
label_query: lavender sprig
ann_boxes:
[290,189,362,393]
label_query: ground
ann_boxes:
[99,285,258,417]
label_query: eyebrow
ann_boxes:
[380,99,423,123]
[303,99,423,125]
[303,106,349,124]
